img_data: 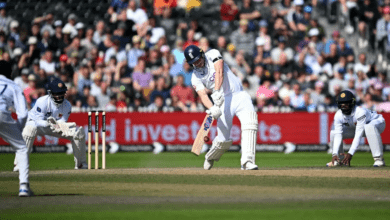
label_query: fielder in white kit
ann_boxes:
[328,90,386,167]
[0,60,33,196]
[184,45,258,170]
[14,77,87,170]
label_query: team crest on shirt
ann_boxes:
[45,112,51,117]
[37,107,41,112]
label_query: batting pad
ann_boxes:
[239,112,258,165]
[72,127,87,167]
[364,124,384,158]
[22,125,37,154]
[205,139,233,161]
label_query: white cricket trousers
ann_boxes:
[0,121,29,183]
[217,91,256,141]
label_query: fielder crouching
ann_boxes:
[328,90,386,167]
[184,45,258,170]
[14,78,87,171]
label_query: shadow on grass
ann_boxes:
[35,194,82,197]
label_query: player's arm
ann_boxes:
[348,112,368,156]
[197,89,213,109]
[332,114,343,157]
[214,59,224,91]
[12,86,28,129]
[33,99,50,127]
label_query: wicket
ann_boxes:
[88,111,106,169]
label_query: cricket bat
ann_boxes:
[191,114,214,156]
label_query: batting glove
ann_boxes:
[211,90,224,107]
[206,105,222,120]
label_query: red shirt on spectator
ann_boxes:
[220,1,239,21]
[171,85,195,104]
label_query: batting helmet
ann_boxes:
[0,60,13,79]
[184,45,204,65]
[336,90,355,115]
[46,77,68,105]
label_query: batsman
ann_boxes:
[14,78,87,171]
[185,45,258,170]
[328,90,386,167]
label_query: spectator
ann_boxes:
[148,94,165,112]
[230,51,251,80]
[147,17,166,45]
[182,29,199,50]
[63,14,78,38]
[14,68,30,91]
[171,38,185,65]
[230,19,255,56]
[278,0,293,17]
[108,0,129,18]
[286,0,305,33]
[376,6,390,60]
[177,61,192,87]
[324,30,341,55]
[123,0,148,36]
[132,59,154,93]
[257,20,272,54]
[0,3,12,35]
[290,83,305,110]
[312,54,333,81]
[355,70,370,93]
[239,0,261,31]
[75,64,92,95]
[307,28,325,54]
[338,37,354,63]
[223,43,236,67]
[39,50,55,75]
[311,81,326,106]
[259,0,277,24]
[104,39,127,65]
[170,74,196,112]
[37,13,55,37]
[146,48,163,75]
[150,76,170,105]
[362,93,376,110]
[93,20,106,45]
[65,37,87,60]
[271,36,294,64]
[105,94,118,112]
[328,72,347,96]
[325,43,340,66]
[357,0,379,49]
[220,0,239,27]
[127,35,145,71]
[354,53,370,75]
[23,74,41,108]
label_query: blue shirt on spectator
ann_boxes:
[110,0,128,14]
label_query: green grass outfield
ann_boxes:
[0,152,389,220]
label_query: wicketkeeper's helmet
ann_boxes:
[336,90,356,115]
[184,45,204,66]
[46,77,67,105]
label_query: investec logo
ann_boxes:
[203,116,213,131]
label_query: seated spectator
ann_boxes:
[311,81,326,106]
[75,64,92,95]
[239,0,261,31]
[253,37,272,66]
[325,43,340,66]
[93,20,107,45]
[230,51,251,80]
[223,43,236,67]
[147,16,166,45]
[355,70,370,93]
[338,37,354,63]
[296,41,319,69]
[354,53,370,75]
[105,94,118,112]
[127,35,145,71]
[170,74,196,112]
[328,72,347,96]
[63,14,78,38]
[107,0,128,20]
[257,20,272,54]
[80,28,95,53]
[220,0,239,27]
[172,38,185,65]
[150,76,170,105]
[104,39,127,65]
[177,61,192,87]
[286,0,306,33]
[307,28,325,55]
[230,19,255,57]
[311,54,333,82]
[132,59,154,93]
[182,29,199,50]
[146,49,163,76]
[357,0,379,49]
[362,93,376,110]
[272,36,294,64]
[65,37,87,60]
[259,0,277,24]
[14,68,30,91]
[290,83,305,110]
[39,50,55,75]
[199,37,211,52]
[24,74,44,108]
[148,95,165,112]
[333,56,347,77]
[216,36,227,55]
[277,0,293,17]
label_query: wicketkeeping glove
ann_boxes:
[206,105,222,120]
[211,90,224,107]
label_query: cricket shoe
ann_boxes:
[326,161,340,167]
[373,158,385,167]
[241,162,258,170]
[75,162,88,170]
[19,183,34,197]
[204,159,214,170]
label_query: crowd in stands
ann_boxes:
[2,0,390,113]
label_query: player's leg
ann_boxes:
[14,122,37,172]
[234,91,258,170]
[364,118,386,167]
[43,125,87,169]
[0,122,33,197]
[204,95,234,170]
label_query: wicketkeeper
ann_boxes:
[14,78,87,170]
[327,90,386,167]
[185,45,258,170]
